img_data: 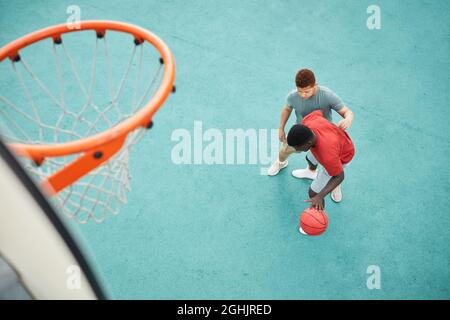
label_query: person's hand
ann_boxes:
[337,118,352,130]
[279,128,286,142]
[305,194,325,210]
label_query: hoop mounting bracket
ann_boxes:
[42,135,127,196]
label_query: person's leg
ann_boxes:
[330,164,347,202]
[309,166,345,203]
[279,141,296,162]
[292,151,318,180]
[308,168,332,209]
[305,151,318,171]
[267,141,297,176]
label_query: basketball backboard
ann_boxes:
[0,138,107,299]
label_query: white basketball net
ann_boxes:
[0,31,165,223]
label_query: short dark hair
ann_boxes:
[287,124,313,147]
[295,69,316,88]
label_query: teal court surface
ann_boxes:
[0,0,449,299]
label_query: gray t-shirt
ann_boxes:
[286,85,344,123]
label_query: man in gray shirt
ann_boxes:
[268,69,354,203]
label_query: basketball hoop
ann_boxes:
[0,21,175,223]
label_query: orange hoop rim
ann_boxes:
[0,20,175,160]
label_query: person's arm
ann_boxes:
[336,106,354,130]
[279,105,293,142]
[308,171,345,210]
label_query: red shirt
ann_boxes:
[301,110,355,176]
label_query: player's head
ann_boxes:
[296,69,317,100]
[287,124,315,151]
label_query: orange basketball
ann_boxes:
[299,207,328,236]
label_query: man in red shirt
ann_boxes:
[287,110,355,211]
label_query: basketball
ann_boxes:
[299,207,328,236]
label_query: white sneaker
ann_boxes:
[267,159,288,176]
[292,167,318,180]
[331,185,342,202]
[299,226,308,235]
